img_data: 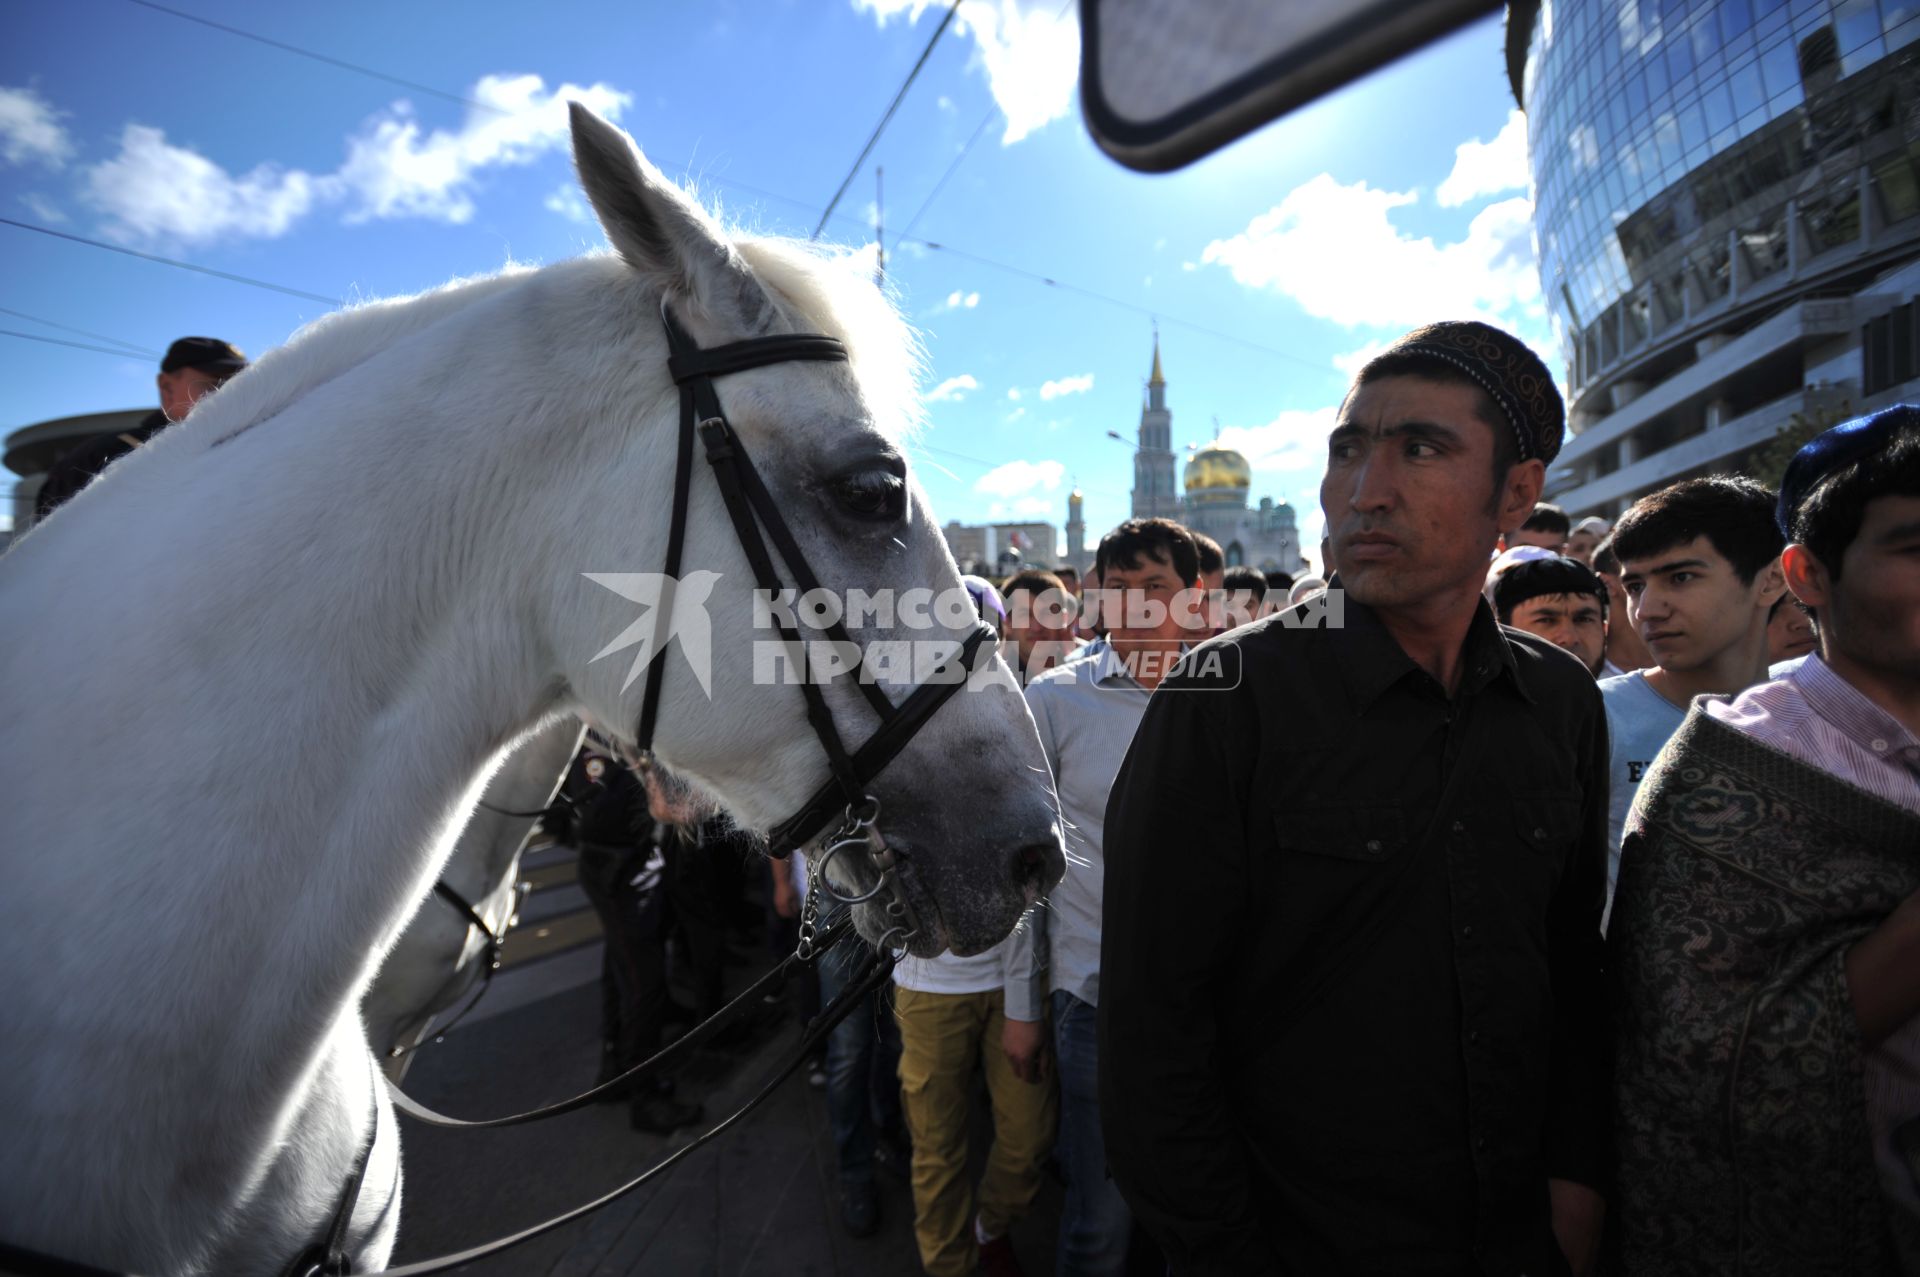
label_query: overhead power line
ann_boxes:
[0,219,344,306]
[122,0,497,115]
[902,237,1336,376]
[0,307,160,357]
[812,0,962,239]
[61,5,1337,379]
[0,329,158,360]
[898,104,997,249]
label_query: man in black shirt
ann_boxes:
[34,336,247,522]
[1100,321,1610,1276]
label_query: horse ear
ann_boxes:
[567,103,774,333]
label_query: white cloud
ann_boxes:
[18,191,66,224]
[0,86,71,168]
[988,495,1057,518]
[1005,386,1022,400]
[1039,372,1093,400]
[1436,109,1529,208]
[333,74,630,224]
[1299,507,1328,569]
[1180,260,1197,272]
[1006,406,1027,422]
[544,181,592,223]
[1200,175,1542,333]
[973,457,1064,499]
[851,1,1079,145]
[1331,339,1391,381]
[926,373,979,403]
[85,124,321,245]
[1214,405,1337,477]
[943,289,980,309]
[81,73,630,246]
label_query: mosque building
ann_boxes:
[1100,337,1308,576]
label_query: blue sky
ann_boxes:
[1,1,1547,551]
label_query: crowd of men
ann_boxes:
[816,321,1918,1277]
[28,321,1919,1276]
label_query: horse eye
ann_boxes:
[834,469,905,521]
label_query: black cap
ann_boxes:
[1776,404,1920,535]
[1358,320,1566,465]
[161,336,248,376]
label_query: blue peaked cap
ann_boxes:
[1776,403,1920,536]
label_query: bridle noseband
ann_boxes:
[637,307,998,944]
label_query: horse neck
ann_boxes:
[3,279,649,1097]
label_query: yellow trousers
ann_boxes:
[893,986,1057,1277]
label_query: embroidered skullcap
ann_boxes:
[1488,544,1560,579]
[1776,404,1920,535]
[1357,321,1566,465]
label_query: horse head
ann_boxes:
[550,107,1066,957]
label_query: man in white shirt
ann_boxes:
[1006,517,1203,1277]
[891,576,1055,1277]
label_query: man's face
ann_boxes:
[1506,591,1606,675]
[1099,551,1199,661]
[1322,375,1541,613]
[1565,529,1600,564]
[1005,587,1079,669]
[1509,526,1568,552]
[157,366,226,421]
[1766,599,1817,664]
[1621,534,1780,672]
[1791,494,1920,684]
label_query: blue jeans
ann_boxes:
[818,941,901,1188]
[1052,990,1132,1277]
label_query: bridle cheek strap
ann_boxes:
[764,622,995,854]
[637,308,999,857]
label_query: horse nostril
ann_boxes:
[1010,841,1060,894]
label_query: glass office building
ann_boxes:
[1513,0,1920,515]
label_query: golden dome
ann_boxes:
[1183,444,1251,493]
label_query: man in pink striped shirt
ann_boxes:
[1608,406,1920,1274]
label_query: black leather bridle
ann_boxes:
[641,306,997,874]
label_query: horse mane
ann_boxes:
[175,266,539,449]
[172,225,927,453]
[734,236,927,441]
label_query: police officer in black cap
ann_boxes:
[34,335,248,521]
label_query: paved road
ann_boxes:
[389,927,1067,1275]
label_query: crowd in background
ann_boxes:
[26,320,1920,1277]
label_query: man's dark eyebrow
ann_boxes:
[1623,556,1710,581]
[1328,419,1465,444]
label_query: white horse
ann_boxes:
[0,105,1064,1277]
[361,716,583,1082]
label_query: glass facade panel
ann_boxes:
[1525,0,1917,395]
[1802,184,1862,251]
[1759,35,1802,92]
[1730,60,1768,112]
[1872,146,1920,221]
[1836,0,1884,49]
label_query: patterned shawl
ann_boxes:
[1608,709,1920,1276]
